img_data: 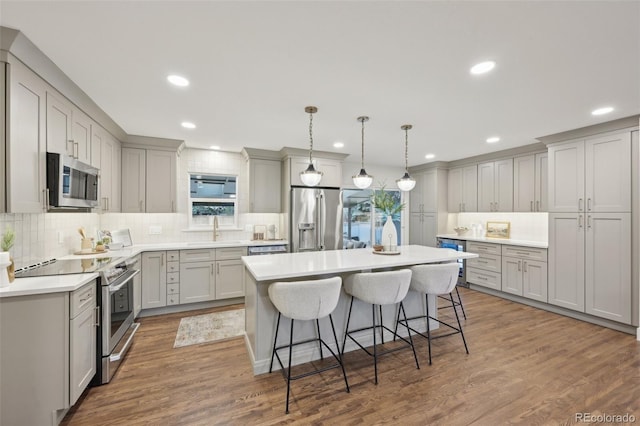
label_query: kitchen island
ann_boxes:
[242,245,478,375]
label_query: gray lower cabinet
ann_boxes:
[549,212,631,324]
[1,280,97,425]
[180,261,216,304]
[216,259,244,299]
[466,241,501,290]
[141,251,167,309]
[501,245,548,302]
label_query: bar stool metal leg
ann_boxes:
[341,296,355,356]
[372,304,379,385]
[426,293,433,365]
[329,314,350,393]
[455,286,467,319]
[451,293,469,354]
[399,302,420,370]
[269,312,281,373]
[316,319,324,360]
[285,318,294,414]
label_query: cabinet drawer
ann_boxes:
[467,267,501,290]
[167,272,180,284]
[467,241,501,255]
[502,245,547,262]
[167,294,180,305]
[167,261,180,273]
[167,250,180,262]
[466,253,501,273]
[167,283,180,294]
[180,249,216,262]
[70,281,96,318]
[216,246,247,260]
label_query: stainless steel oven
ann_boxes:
[97,258,140,384]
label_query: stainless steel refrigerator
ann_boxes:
[290,186,343,252]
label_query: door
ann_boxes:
[409,214,423,245]
[534,152,548,212]
[494,159,513,212]
[548,213,585,311]
[216,259,244,299]
[585,213,631,323]
[146,150,177,213]
[46,91,72,156]
[461,165,478,212]
[523,259,548,302]
[477,162,495,212]
[585,132,631,213]
[69,304,96,405]
[121,148,146,212]
[513,155,535,212]
[141,251,167,309]
[447,167,462,212]
[71,109,92,164]
[180,262,216,304]
[548,141,584,212]
[501,257,523,296]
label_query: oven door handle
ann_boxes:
[108,270,140,293]
[110,322,140,362]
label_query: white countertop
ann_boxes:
[242,245,478,281]
[2,239,288,298]
[0,273,99,298]
[437,234,548,248]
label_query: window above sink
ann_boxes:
[189,173,238,230]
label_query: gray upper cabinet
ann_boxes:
[5,58,48,213]
[548,132,631,213]
[121,147,146,212]
[513,152,547,212]
[477,159,513,212]
[448,165,477,212]
[46,91,92,164]
[249,158,281,213]
[122,147,177,213]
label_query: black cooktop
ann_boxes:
[15,258,114,278]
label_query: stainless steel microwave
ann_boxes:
[46,152,100,209]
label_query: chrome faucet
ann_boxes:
[213,215,220,241]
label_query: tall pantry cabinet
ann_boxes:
[548,130,632,324]
[408,165,448,247]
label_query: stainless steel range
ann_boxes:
[15,256,140,384]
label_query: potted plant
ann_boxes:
[371,184,404,251]
[1,227,15,284]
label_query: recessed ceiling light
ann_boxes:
[591,106,614,116]
[486,136,500,143]
[470,61,496,75]
[425,154,435,159]
[333,142,344,148]
[167,75,189,87]
[181,122,196,129]
[209,145,220,150]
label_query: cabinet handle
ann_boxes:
[578,215,583,228]
[95,306,101,327]
[587,215,592,229]
[587,198,592,211]
[523,261,528,272]
[161,253,165,266]
[536,200,540,212]
[517,260,521,271]
[530,201,534,212]
[74,142,79,159]
[210,264,214,276]
[217,263,220,275]
[578,198,583,211]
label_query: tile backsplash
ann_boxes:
[449,212,548,242]
[0,212,283,269]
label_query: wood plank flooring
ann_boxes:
[61,288,640,425]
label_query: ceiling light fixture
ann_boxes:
[352,116,373,189]
[486,136,500,143]
[470,61,496,75]
[299,106,323,187]
[181,122,196,129]
[425,154,435,160]
[209,145,220,150]
[591,106,614,116]
[396,124,416,192]
[333,142,344,148]
[167,75,190,87]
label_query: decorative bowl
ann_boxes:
[453,227,469,236]
[373,244,383,252]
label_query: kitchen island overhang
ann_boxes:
[242,245,478,375]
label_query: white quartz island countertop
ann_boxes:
[242,245,478,282]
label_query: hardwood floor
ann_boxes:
[61,288,640,425]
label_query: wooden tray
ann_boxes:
[74,249,109,255]
[372,250,401,255]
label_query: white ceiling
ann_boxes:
[1,1,639,169]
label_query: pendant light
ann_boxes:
[299,106,323,186]
[352,116,373,189]
[396,124,416,192]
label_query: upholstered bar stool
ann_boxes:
[397,263,469,365]
[341,269,419,385]
[268,276,349,414]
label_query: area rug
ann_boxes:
[173,309,245,348]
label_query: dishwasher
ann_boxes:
[247,244,288,256]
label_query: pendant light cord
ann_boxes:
[361,118,365,169]
[308,111,314,163]
[404,127,409,172]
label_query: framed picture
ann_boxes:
[486,221,510,239]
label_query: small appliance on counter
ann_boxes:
[267,224,278,240]
[253,225,266,241]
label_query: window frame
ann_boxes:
[187,172,239,230]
